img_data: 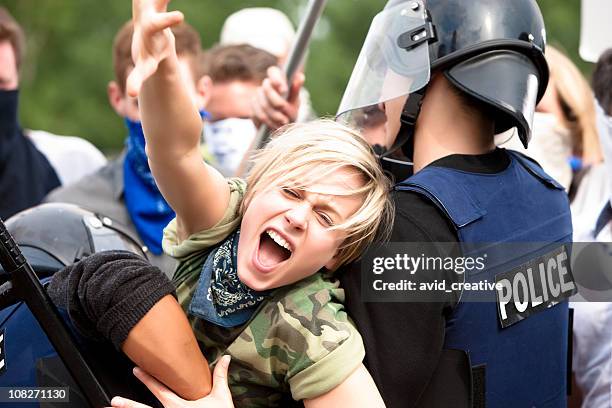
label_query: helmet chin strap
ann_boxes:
[374,87,428,167]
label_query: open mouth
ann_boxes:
[256,229,292,268]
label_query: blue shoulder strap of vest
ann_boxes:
[395,167,486,229]
[395,150,564,230]
[505,150,565,190]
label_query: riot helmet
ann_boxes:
[4,203,148,276]
[337,0,549,162]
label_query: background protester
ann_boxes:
[591,49,612,219]
[220,7,295,66]
[199,44,276,176]
[45,20,207,273]
[571,48,612,241]
[570,49,612,408]
[0,7,104,219]
[0,7,58,219]
[220,7,316,127]
[501,45,601,191]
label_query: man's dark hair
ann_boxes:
[0,7,25,70]
[593,49,612,116]
[202,44,277,84]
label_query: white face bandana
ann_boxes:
[203,118,257,176]
[595,102,612,206]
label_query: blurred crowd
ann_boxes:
[1,3,612,407]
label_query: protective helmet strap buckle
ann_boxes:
[397,22,436,50]
[397,8,437,51]
[376,86,427,164]
[400,87,426,127]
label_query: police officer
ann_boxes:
[0,203,153,406]
[254,0,574,406]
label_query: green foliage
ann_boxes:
[537,0,592,75]
[3,0,588,153]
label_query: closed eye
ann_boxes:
[316,211,334,227]
[281,187,301,199]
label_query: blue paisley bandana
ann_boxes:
[122,111,210,254]
[189,231,270,327]
[123,117,174,255]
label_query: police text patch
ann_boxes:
[495,245,576,328]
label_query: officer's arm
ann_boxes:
[303,364,385,408]
[339,195,460,406]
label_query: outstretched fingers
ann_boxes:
[126,55,159,98]
[127,7,183,98]
[132,0,173,20]
[144,11,184,35]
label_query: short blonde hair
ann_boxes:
[243,119,394,268]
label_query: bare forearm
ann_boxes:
[139,54,202,161]
[129,1,231,237]
[122,295,212,400]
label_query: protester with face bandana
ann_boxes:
[197,44,276,176]
[0,8,60,219]
[45,20,208,272]
[0,8,106,215]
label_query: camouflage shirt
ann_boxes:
[163,179,365,407]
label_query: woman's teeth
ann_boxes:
[266,230,292,252]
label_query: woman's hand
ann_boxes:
[127,0,184,98]
[109,356,235,408]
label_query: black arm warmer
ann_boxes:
[47,250,176,349]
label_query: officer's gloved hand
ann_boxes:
[251,66,304,131]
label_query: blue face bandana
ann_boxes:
[189,231,270,328]
[123,117,175,255]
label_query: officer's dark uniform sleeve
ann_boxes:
[47,251,176,349]
[339,191,459,408]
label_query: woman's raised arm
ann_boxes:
[128,0,230,241]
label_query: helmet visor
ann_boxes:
[336,0,431,124]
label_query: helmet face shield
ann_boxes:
[336,0,431,124]
[343,95,409,152]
